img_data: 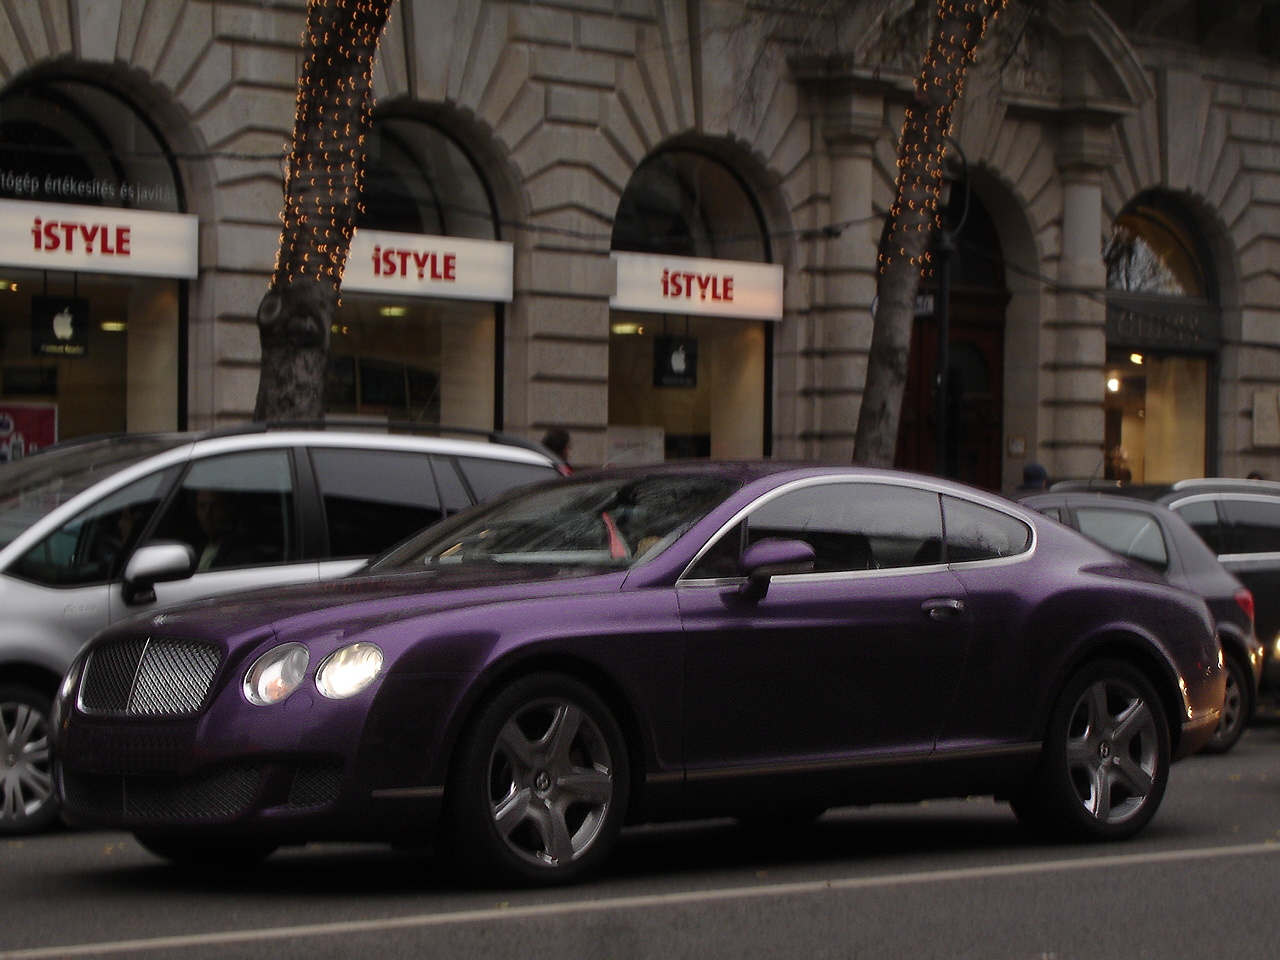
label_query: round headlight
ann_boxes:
[316,643,383,700]
[244,644,309,706]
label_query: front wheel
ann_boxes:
[443,673,629,886]
[0,684,58,835]
[1013,659,1169,842]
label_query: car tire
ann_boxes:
[1012,659,1169,842]
[443,672,629,886]
[1201,653,1252,755]
[134,832,278,868]
[0,684,59,835]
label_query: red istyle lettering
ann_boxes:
[28,217,133,257]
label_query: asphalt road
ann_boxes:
[5,717,1280,960]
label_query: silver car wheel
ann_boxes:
[1064,677,1160,826]
[487,697,616,869]
[0,691,54,832]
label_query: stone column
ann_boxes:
[1045,117,1117,480]
[792,59,894,461]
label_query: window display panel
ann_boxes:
[0,269,179,446]
[608,312,765,460]
[326,295,494,429]
[1104,350,1207,483]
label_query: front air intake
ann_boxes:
[79,636,223,717]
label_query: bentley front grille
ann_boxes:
[79,636,223,717]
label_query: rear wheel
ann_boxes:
[1012,659,1169,841]
[0,684,58,835]
[443,673,629,886]
[1201,653,1252,755]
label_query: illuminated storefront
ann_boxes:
[0,79,194,453]
[608,150,781,462]
[1104,193,1220,483]
[328,116,507,429]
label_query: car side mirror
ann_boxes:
[122,541,197,605]
[738,537,815,602]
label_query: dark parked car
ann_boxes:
[1019,491,1261,753]
[0,424,559,834]
[53,463,1224,885]
[1051,477,1280,693]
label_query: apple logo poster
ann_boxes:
[31,295,89,357]
[654,336,697,388]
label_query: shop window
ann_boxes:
[1104,192,1218,482]
[609,149,773,461]
[0,78,184,443]
[329,117,498,429]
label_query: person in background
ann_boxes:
[1247,470,1266,480]
[1017,462,1049,492]
[542,427,573,474]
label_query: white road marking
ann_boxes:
[3,841,1278,959]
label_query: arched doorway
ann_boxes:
[1103,192,1219,483]
[896,190,1009,488]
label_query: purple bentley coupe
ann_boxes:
[52,462,1224,885]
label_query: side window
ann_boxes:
[151,450,297,571]
[744,482,944,573]
[1075,507,1169,572]
[456,457,556,503]
[10,469,175,587]
[1221,497,1280,556]
[942,496,1032,562]
[311,448,443,558]
[1172,499,1226,554]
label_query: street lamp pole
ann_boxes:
[935,139,969,477]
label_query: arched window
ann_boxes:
[0,78,182,212]
[612,150,769,263]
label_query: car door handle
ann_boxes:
[922,598,965,620]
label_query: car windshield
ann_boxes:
[0,434,193,550]
[371,472,742,570]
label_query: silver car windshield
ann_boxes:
[372,474,741,569]
[0,434,192,550]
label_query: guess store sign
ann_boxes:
[0,198,198,278]
[342,228,514,302]
[611,251,784,320]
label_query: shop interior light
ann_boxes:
[611,323,645,335]
[0,280,9,290]
[330,323,350,335]
[1107,377,1121,393]
[100,321,127,333]
[378,305,407,317]
[1130,353,1144,365]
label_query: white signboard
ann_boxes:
[610,251,784,320]
[0,198,198,278]
[342,228,513,302]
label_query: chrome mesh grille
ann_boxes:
[79,637,223,717]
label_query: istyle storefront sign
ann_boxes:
[342,228,514,302]
[610,251,784,321]
[0,198,198,278]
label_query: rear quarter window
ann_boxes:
[942,496,1032,562]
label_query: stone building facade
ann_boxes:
[1,0,1279,488]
